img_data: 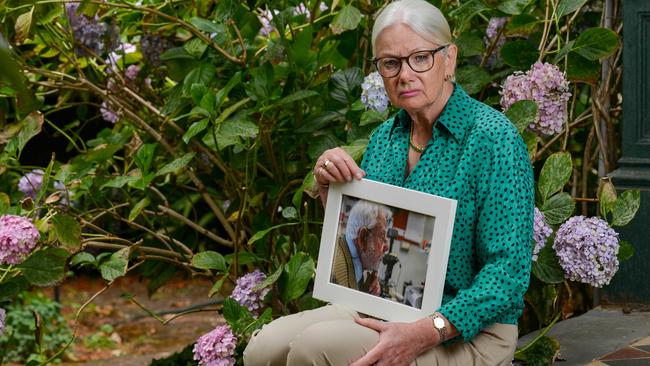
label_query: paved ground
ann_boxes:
[518,306,650,365]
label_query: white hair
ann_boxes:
[371,0,452,56]
[345,200,393,244]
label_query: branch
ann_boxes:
[156,205,233,247]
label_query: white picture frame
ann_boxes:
[313,179,457,322]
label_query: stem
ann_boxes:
[156,205,232,247]
[515,312,562,357]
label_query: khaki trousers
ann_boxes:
[243,304,518,366]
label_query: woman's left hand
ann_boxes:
[349,317,436,366]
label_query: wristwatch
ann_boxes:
[431,312,448,342]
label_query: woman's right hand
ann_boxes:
[313,147,366,205]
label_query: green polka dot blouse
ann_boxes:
[360,84,535,342]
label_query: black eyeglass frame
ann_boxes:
[372,44,450,78]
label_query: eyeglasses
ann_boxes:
[373,45,449,78]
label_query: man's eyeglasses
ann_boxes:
[373,45,449,78]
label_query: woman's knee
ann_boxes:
[243,326,289,366]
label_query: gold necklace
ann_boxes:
[409,123,426,153]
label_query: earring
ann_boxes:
[444,74,455,82]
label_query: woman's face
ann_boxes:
[374,23,457,114]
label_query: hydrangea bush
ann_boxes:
[0,0,636,364]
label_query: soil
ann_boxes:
[44,274,224,366]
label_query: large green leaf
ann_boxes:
[506,14,540,36]
[597,178,617,218]
[183,119,210,143]
[15,6,34,43]
[51,214,81,250]
[330,67,363,105]
[128,197,150,221]
[212,117,259,150]
[566,53,600,84]
[617,240,634,262]
[99,247,130,282]
[135,143,156,173]
[500,40,539,70]
[183,62,215,95]
[557,0,588,17]
[455,33,484,57]
[572,27,619,61]
[17,248,68,286]
[456,65,491,95]
[532,245,565,284]
[497,0,532,15]
[253,266,283,292]
[10,112,43,156]
[190,17,224,34]
[156,152,196,176]
[611,190,641,227]
[0,276,29,302]
[330,5,361,34]
[504,100,538,133]
[538,152,572,203]
[539,192,575,225]
[279,252,315,302]
[192,251,227,271]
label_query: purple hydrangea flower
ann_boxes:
[140,33,173,67]
[100,101,119,124]
[193,324,237,366]
[125,64,140,81]
[230,269,269,315]
[18,169,44,199]
[500,62,571,136]
[258,9,279,37]
[484,17,508,67]
[553,216,619,287]
[0,215,40,265]
[0,308,5,336]
[66,3,109,56]
[361,72,390,113]
[532,207,552,261]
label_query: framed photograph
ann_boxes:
[313,179,457,322]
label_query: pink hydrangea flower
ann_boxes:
[230,269,269,316]
[532,207,552,261]
[0,215,40,265]
[193,324,237,366]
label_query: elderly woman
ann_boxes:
[243,0,534,364]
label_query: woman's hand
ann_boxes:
[314,147,365,205]
[349,317,438,366]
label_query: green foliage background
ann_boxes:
[0,0,639,364]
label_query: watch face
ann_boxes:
[434,317,445,329]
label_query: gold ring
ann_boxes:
[319,167,325,176]
[324,159,331,168]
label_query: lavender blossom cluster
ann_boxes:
[553,216,620,287]
[484,17,508,67]
[193,324,237,366]
[140,34,173,67]
[0,308,5,336]
[17,169,44,200]
[66,3,114,56]
[532,207,552,261]
[230,269,269,315]
[0,215,40,265]
[361,72,390,113]
[500,62,571,136]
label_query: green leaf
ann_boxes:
[253,266,283,292]
[135,143,156,173]
[216,72,242,109]
[222,297,242,324]
[330,5,362,34]
[557,0,588,17]
[330,67,363,105]
[212,116,258,150]
[506,14,540,36]
[504,100,538,133]
[455,33,484,57]
[192,251,227,271]
[156,152,196,176]
[341,139,368,161]
[278,90,319,105]
[617,240,634,262]
[184,38,207,59]
[160,47,195,61]
[200,92,216,115]
[208,277,226,297]
[128,197,150,221]
[455,65,491,95]
[224,251,259,266]
[611,190,641,227]
[501,40,539,70]
[70,252,96,268]
[190,17,223,34]
[183,63,215,95]
[572,27,619,61]
[99,247,130,282]
[0,276,29,302]
[282,207,298,220]
[515,335,560,364]
[532,245,565,284]
[538,151,572,203]
[12,112,44,156]
[51,214,81,250]
[248,222,300,245]
[566,53,600,84]
[15,6,34,43]
[597,178,617,218]
[280,252,315,302]
[360,109,387,127]
[540,192,575,225]
[17,248,68,286]
[183,119,210,144]
[497,0,532,15]
[100,175,139,189]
